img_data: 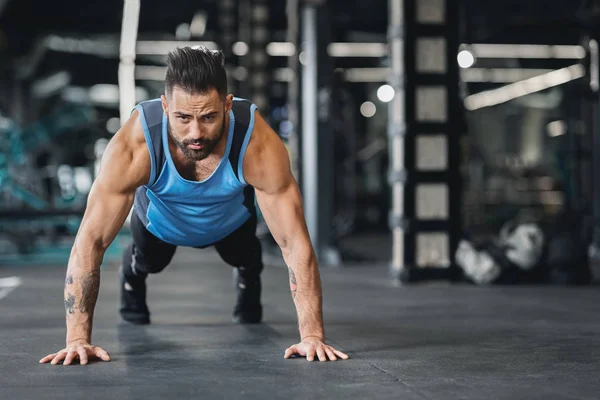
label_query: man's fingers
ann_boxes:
[40,346,112,365]
[284,343,348,362]
[284,346,296,359]
[78,348,89,365]
[306,348,315,362]
[333,349,349,359]
[50,351,66,365]
[325,348,337,361]
[316,347,327,362]
[95,348,111,361]
[283,343,350,361]
[63,351,78,366]
[39,354,57,364]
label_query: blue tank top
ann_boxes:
[132,97,258,247]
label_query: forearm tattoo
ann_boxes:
[288,267,297,299]
[63,270,100,317]
[79,270,100,314]
[64,293,76,314]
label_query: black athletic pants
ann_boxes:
[122,210,263,280]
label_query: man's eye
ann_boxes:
[178,116,189,121]
[204,116,214,121]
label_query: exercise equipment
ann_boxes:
[0,104,96,260]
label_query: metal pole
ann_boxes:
[250,0,270,113]
[286,0,300,179]
[315,4,339,265]
[118,0,140,225]
[301,3,319,254]
[218,0,236,94]
[119,0,140,126]
[237,0,253,99]
[388,0,406,274]
[589,38,600,249]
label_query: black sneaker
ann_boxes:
[232,267,262,324]
[119,246,150,325]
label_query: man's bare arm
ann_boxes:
[244,111,348,361]
[63,110,150,347]
[243,111,324,341]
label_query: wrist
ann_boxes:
[67,337,91,346]
[301,335,324,342]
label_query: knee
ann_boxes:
[133,250,172,275]
[219,238,263,271]
[219,252,243,267]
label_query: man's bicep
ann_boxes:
[256,179,308,251]
[243,110,293,194]
[78,179,135,251]
[77,125,149,250]
[244,110,310,247]
[95,112,150,194]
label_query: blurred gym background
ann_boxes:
[1,0,599,286]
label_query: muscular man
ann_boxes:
[40,46,348,365]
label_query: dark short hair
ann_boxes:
[165,46,228,97]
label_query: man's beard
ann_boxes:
[168,116,226,161]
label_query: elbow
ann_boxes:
[279,238,292,259]
[280,237,315,266]
[72,231,108,258]
[274,233,292,257]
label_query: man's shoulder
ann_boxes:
[231,97,259,131]
[134,98,162,110]
[134,98,163,117]
[131,99,165,135]
[232,96,253,105]
[232,97,258,115]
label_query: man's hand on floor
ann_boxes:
[39,340,111,366]
[284,337,349,362]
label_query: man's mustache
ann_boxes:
[183,139,210,146]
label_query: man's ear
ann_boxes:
[161,95,169,114]
[225,94,233,113]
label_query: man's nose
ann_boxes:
[188,121,203,139]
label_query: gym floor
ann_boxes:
[1,246,599,400]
